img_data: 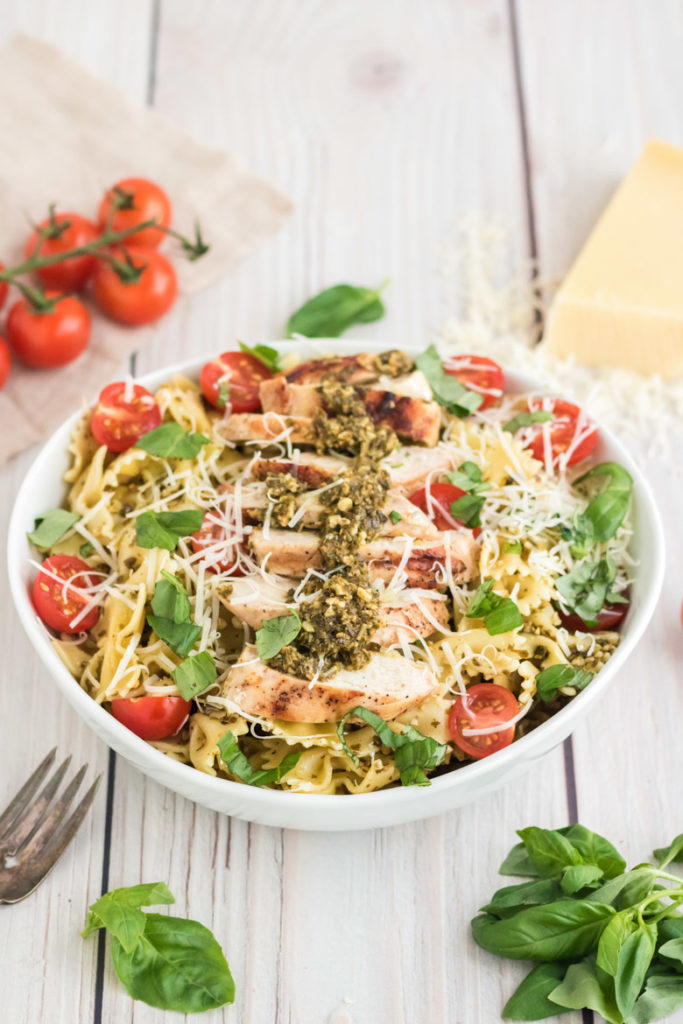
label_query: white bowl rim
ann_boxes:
[7,340,666,816]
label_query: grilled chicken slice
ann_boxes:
[221,577,292,630]
[374,595,450,645]
[249,527,477,587]
[284,354,378,386]
[218,413,314,445]
[223,644,436,722]
[249,453,348,488]
[381,445,458,491]
[259,377,321,418]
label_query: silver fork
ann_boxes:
[0,749,101,904]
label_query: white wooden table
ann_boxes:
[1,2,682,1022]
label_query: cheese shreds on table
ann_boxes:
[544,139,683,377]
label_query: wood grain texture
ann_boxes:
[0,0,681,1022]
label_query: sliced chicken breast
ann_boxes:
[374,596,450,645]
[381,445,458,491]
[221,577,292,630]
[284,354,378,386]
[223,644,436,722]
[218,413,314,445]
[259,377,321,418]
[249,453,348,488]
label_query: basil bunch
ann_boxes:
[473,825,683,1022]
[82,882,235,1013]
[337,706,448,786]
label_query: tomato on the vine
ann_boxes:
[111,695,191,741]
[25,211,98,291]
[93,246,177,326]
[98,177,171,248]
[200,351,273,413]
[0,338,10,389]
[6,293,91,368]
[442,354,504,411]
[408,482,481,536]
[33,554,101,633]
[448,682,519,759]
[91,381,162,452]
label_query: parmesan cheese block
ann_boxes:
[544,140,683,377]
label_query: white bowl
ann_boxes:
[7,341,665,831]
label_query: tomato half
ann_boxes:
[25,212,98,290]
[525,399,598,467]
[442,354,504,411]
[91,382,162,452]
[558,599,629,633]
[448,682,519,759]
[191,513,244,574]
[98,177,171,248]
[6,293,91,368]
[110,695,191,741]
[33,555,101,633]
[0,262,8,310]
[200,351,273,413]
[408,482,481,536]
[0,338,10,389]
[93,246,177,326]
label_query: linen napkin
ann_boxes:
[0,35,292,463]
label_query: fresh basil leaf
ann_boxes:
[135,509,204,551]
[471,900,615,961]
[561,863,605,895]
[415,345,483,417]
[548,960,622,1023]
[82,881,175,948]
[628,974,683,1024]
[135,422,210,460]
[79,541,95,558]
[481,878,563,919]
[336,706,447,787]
[517,827,584,879]
[148,616,202,658]
[467,579,523,635]
[172,651,217,700]
[499,842,541,878]
[575,461,633,493]
[389,510,403,524]
[658,938,683,966]
[110,912,235,1012]
[597,911,637,976]
[450,493,486,528]
[614,923,657,1017]
[654,834,683,868]
[502,541,523,555]
[27,508,80,548]
[503,411,553,434]
[239,341,280,372]
[556,558,616,624]
[502,962,567,1021]
[286,282,386,338]
[657,917,683,945]
[567,462,633,551]
[255,611,302,660]
[216,381,229,409]
[559,825,627,880]
[447,461,489,493]
[217,730,301,786]
[151,571,191,622]
[536,664,594,701]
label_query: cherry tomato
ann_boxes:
[7,293,91,368]
[110,695,191,741]
[91,381,162,452]
[98,177,171,248]
[200,351,273,413]
[558,599,629,633]
[93,246,177,326]
[408,482,481,537]
[442,354,504,411]
[33,555,101,633]
[191,513,244,575]
[25,211,98,291]
[0,338,10,389]
[525,399,598,467]
[448,682,519,759]
[0,262,8,310]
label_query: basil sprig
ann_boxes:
[147,571,201,657]
[135,422,209,460]
[172,650,217,700]
[503,410,553,433]
[27,508,80,548]
[450,492,486,528]
[336,706,448,787]
[447,461,490,527]
[447,460,490,493]
[415,345,483,417]
[286,282,387,338]
[217,730,302,786]
[135,509,204,551]
[473,824,683,1023]
[255,611,301,660]
[239,341,280,372]
[556,558,626,627]
[467,579,524,635]
[562,462,634,556]
[82,881,234,1012]
[535,664,594,702]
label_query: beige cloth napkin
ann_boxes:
[0,35,292,463]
